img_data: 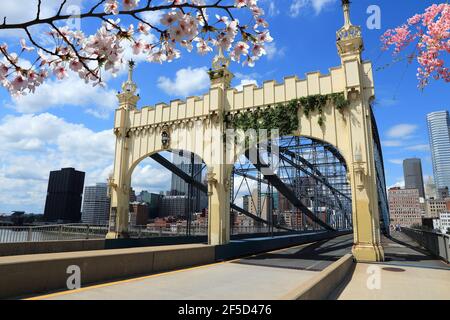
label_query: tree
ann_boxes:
[381,3,449,88]
[0,0,272,96]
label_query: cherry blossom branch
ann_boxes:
[381,3,450,88]
[0,0,273,96]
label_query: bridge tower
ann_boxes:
[206,47,234,245]
[337,0,384,261]
[106,61,139,239]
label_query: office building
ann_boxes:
[425,199,448,218]
[425,176,437,199]
[129,187,137,202]
[433,212,450,234]
[129,202,149,226]
[249,190,273,221]
[160,195,189,217]
[403,158,425,198]
[170,154,207,213]
[242,195,250,213]
[81,183,110,225]
[427,111,450,190]
[43,168,85,223]
[437,187,449,200]
[388,187,422,227]
[136,191,163,219]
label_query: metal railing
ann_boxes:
[402,227,450,263]
[0,223,304,244]
[0,224,108,243]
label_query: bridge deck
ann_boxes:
[333,232,450,300]
[30,234,353,300]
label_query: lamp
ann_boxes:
[161,125,170,149]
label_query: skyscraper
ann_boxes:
[170,153,206,213]
[81,183,111,225]
[43,168,85,222]
[427,110,450,190]
[403,158,425,198]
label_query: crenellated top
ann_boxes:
[115,61,375,130]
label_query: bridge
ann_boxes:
[0,1,448,301]
[106,0,386,263]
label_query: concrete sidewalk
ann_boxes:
[333,233,450,300]
[30,235,353,300]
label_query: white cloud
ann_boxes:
[388,159,403,165]
[382,140,402,147]
[386,124,418,139]
[139,10,165,26]
[8,72,117,118]
[0,113,177,213]
[405,144,430,152]
[132,162,171,194]
[290,0,336,17]
[265,42,286,61]
[157,67,210,97]
[388,179,405,189]
[235,79,258,91]
[0,113,115,213]
[267,1,280,16]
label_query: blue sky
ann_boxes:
[0,0,448,213]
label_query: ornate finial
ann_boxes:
[342,0,352,26]
[212,46,230,70]
[121,60,137,95]
[336,0,363,57]
[208,46,234,89]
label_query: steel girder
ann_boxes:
[277,152,352,227]
[243,148,335,231]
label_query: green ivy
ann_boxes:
[227,92,348,134]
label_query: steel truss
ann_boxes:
[232,136,352,232]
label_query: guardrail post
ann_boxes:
[27,227,32,242]
[58,225,63,240]
[86,225,90,239]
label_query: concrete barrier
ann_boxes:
[282,254,355,300]
[0,239,105,257]
[0,244,215,299]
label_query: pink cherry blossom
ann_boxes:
[123,0,140,11]
[196,39,213,55]
[105,0,119,15]
[137,22,150,35]
[53,66,68,80]
[381,3,449,88]
[230,41,249,62]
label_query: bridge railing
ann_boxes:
[0,224,108,243]
[0,224,300,243]
[402,227,450,263]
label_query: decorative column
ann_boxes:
[337,0,384,261]
[106,61,140,239]
[206,48,234,245]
